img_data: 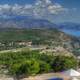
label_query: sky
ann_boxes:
[0,0,79,23]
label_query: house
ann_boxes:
[17,41,32,47]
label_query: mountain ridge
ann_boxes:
[0,16,80,30]
[0,16,80,37]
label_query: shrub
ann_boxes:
[51,56,77,72]
[9,63,21,75]
[63,57,77,70]
[39,61,51,73]
[9,59,40,77]
[0,50,78,77]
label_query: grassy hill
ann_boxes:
[0,28,79,56]
[0,28,74,42]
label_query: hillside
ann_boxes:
[0,28,76,43]
[0,28,79,56]
[0,28,79,79]
[0,17,80,37]
[0,16,80,37]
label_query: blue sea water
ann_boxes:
[62,29,80,37]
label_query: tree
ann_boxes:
[63,57,77,70]
[39,61,51,73]
[52,56,64,72]
[51,56,77,72]
[9,59,40,77]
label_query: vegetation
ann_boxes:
[51,56,77,72]
[0,50,77,78]
[0,28,79,79]
[0,28,79,52]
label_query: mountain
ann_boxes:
[0,16,57,29]
[0,15,79,55]
[0,28,79,56]
[0,16,80,37]
[0,16,80,30]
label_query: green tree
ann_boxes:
[51,56,77,72]
[39,61,51,73]
[63,57,77,70]
[9,59,40,77]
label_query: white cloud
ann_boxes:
[0,4,10,9]
[46,0,52,4]
[0,0,68,18]
[32,0,67,17]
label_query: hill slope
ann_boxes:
[0,28,80,55]
[0,28,75,42]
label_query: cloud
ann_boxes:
[48,3,65,14]
[0,0,68,18]
[33,0,67,18]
